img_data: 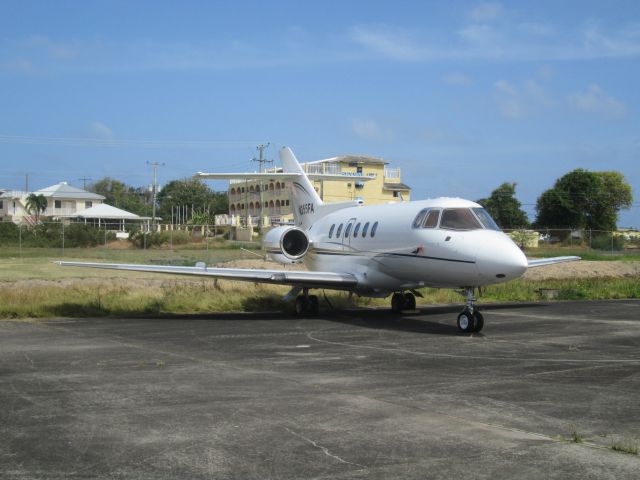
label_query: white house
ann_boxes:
[0,182,105,224]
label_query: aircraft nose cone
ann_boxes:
[477,233,528,282]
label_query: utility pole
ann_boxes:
[25,173,29,192]
[251,143,272,230]
[147,161,165,231]
[78,176,92,190]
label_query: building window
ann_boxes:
[54,200,61,209]
[362,222,370,237]
[329,224,335,238]
[0,200,3,210]
[285,200,290,206]
[371,221,379,237]
[85,201,92,209]
[336,223,343,238]
[353,222,361,237]
[357,166,363,174]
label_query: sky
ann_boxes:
[1,0,639,226]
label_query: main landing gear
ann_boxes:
[294,288,319,316]
[456,287,484,334]
[390,291,416,313]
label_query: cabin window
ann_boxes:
[353,222,361,238]
[329,224,335,238]
[371,221,379,237]
[440,208,482,231]
[344,223,353,238]
[423,209,440,228]
[336,223,343,238]
[472,208,501,231]
[362,222,370,237]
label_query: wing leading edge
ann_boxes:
[55,261,358,289]
[527,256,581,268]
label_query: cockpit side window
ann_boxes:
[423,210,440,228]
[472,208,501,231]
[412,208,429,228]
[440,208,483,230]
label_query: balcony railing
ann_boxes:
[384,167,401,179]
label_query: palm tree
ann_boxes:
[25,193,48,223]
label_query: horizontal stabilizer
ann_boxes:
[527,256,581,268]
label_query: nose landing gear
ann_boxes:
[456,287,484,333]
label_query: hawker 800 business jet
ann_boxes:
[59,147,579,333]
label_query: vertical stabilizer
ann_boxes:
[279,147,323,229]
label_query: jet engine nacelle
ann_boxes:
[263,226,310,264]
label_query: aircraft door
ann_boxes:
[342,218,357,248]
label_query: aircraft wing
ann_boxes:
[195,172,372,182]
[527,256,581,268]
[56,261,358,289]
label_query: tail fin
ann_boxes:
[279,147,323,229]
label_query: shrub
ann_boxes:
[591,234,625,251]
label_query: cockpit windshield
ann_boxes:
[412,207,500,231]
[440,208,483,230]
[472,208,501,231]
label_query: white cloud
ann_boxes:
[442,72,473,85]
[88,122,114,140]
[495,80,524,119]
[494,78,553,119]
[25,35,77,60]
[1,58,34,73]
[569,84,626,118]
[351,118,395,141]
[469,2,503,22]
[349,25,421,61]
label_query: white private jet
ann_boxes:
[58,147,579,333]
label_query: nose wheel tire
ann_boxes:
[457,308,484,333]
[457,309,475,333]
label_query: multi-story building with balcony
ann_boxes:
[226,155,410,225]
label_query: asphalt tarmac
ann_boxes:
[2,300,640,479]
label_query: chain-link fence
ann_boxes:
[0,220,260,266]
[503,228,640,254]
[1,221,639,261]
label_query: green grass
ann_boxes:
[1,274,638,319]
[0,246,253,281]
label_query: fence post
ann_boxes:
[611,231,614,253]
[19,223,22,260]
[62,222,65,257]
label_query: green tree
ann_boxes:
[535,169,633,231]
[157,178,228,224]
[25,193,48,223]
[89,178,149,216]
[477,182,529,229]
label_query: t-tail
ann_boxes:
[280,147,324,229]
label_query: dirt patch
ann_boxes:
[523,260,640,280]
